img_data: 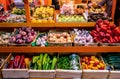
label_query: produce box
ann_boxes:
[56,54,82,78]
[29,53,57,78]
[9,27,37,46]
[102,53,120,79]
[31,6,55,23]
[48,29,73,46]
[81,55,109,79]
[0,31,11,46]
[109,71,120,79]
[0,53,11,78]
[102,53,120,70]
[2,54,30,78]
[100,43,120,46]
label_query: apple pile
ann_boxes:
[91,19,120,43]
[81,56,105,70]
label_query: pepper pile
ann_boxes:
[31,54,57,70]
[7,55,30,69]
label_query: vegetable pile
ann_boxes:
[58,55,70,69]
[6,14,26,23]
[58,54,80,70]
[48,31,72,43]
[81,56,105,70]
[102,53,120,70]
[7,55,30,69]
[35,33,48,47]
[31,53,57,70]
[9,27,37,44]
[91,19,120,43]
[72,29,93,45]
[58,15,86,22]
[88,13,112,22]
[0,32,11,45]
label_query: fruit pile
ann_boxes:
[0,32,11,45]
[58,14,86,22]
[72,29,93,45]
[31,53,57,70]
[91,19,120,43]
[9,27,37,44]
[7,55,30,69]
[32,6,54,23]
[102,53,120,70]
[48,31,72,43]
[81,56,105,70]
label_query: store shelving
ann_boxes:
[0,0,119,79]
[0,46,120,53]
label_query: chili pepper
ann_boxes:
[18,55,25,69]
[21,63,26,69]
[14,55,21,68]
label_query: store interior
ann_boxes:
[0,0,120,79]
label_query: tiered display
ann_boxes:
[0,0,119,79]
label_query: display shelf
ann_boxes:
[0,23,27,27]
[55,22,96,27]
[0,22,114,27]
[0,46,120,53]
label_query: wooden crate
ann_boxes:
[81,54,109,79]
[109,71,120,79]
[56,69,82,78]
[2,54,29,78]
[82,70,109,79]
[0,53,11,78]
[29,70,55,78]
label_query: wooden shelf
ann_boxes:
[0,23,27,27]
[0,46,120,53]
[55,22,96,27]
[0,22,114,27]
